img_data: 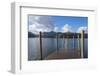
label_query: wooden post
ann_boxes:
[66,36,68,49]
[78,34,80,51]
[81,30,84,58]
[63,35,65,49]
[39,32,43,60]
[56,33,59,52]
[67,36,69,50]
[73,35,75,49]
[64,35,66,49]
[77,34,81,57]
[65,35,67,49]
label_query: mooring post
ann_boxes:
[67,36,69,50]
[39,31,43,60]
[56,33,59,53]
[73,35,75,49]
[77,34,81,57]
[78,34,80,51]
[81,30,84,58]
[64,35,66,49]
[65,35,67,49]
[62,35,65,48]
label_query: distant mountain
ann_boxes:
[28,31,88,38]
[28,32,38,37]
[43,31,57,37]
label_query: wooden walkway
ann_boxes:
[45,48,81,60]
[39,30,85,60]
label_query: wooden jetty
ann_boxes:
[38,30,85,60]
[45,48,81,60]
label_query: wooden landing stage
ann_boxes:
[45,48,81,60]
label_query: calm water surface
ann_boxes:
[28,38,88,60]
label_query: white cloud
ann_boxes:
[61,24,72,32]
[28,16,54,34]
[54,27,59,32]
[29,16,88,34]
[77,26,88,33]
[53,24,72,33]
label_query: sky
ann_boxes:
[28,15,88,34]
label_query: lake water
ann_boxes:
[28,38,88,60]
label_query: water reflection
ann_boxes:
[28,38,88,60]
